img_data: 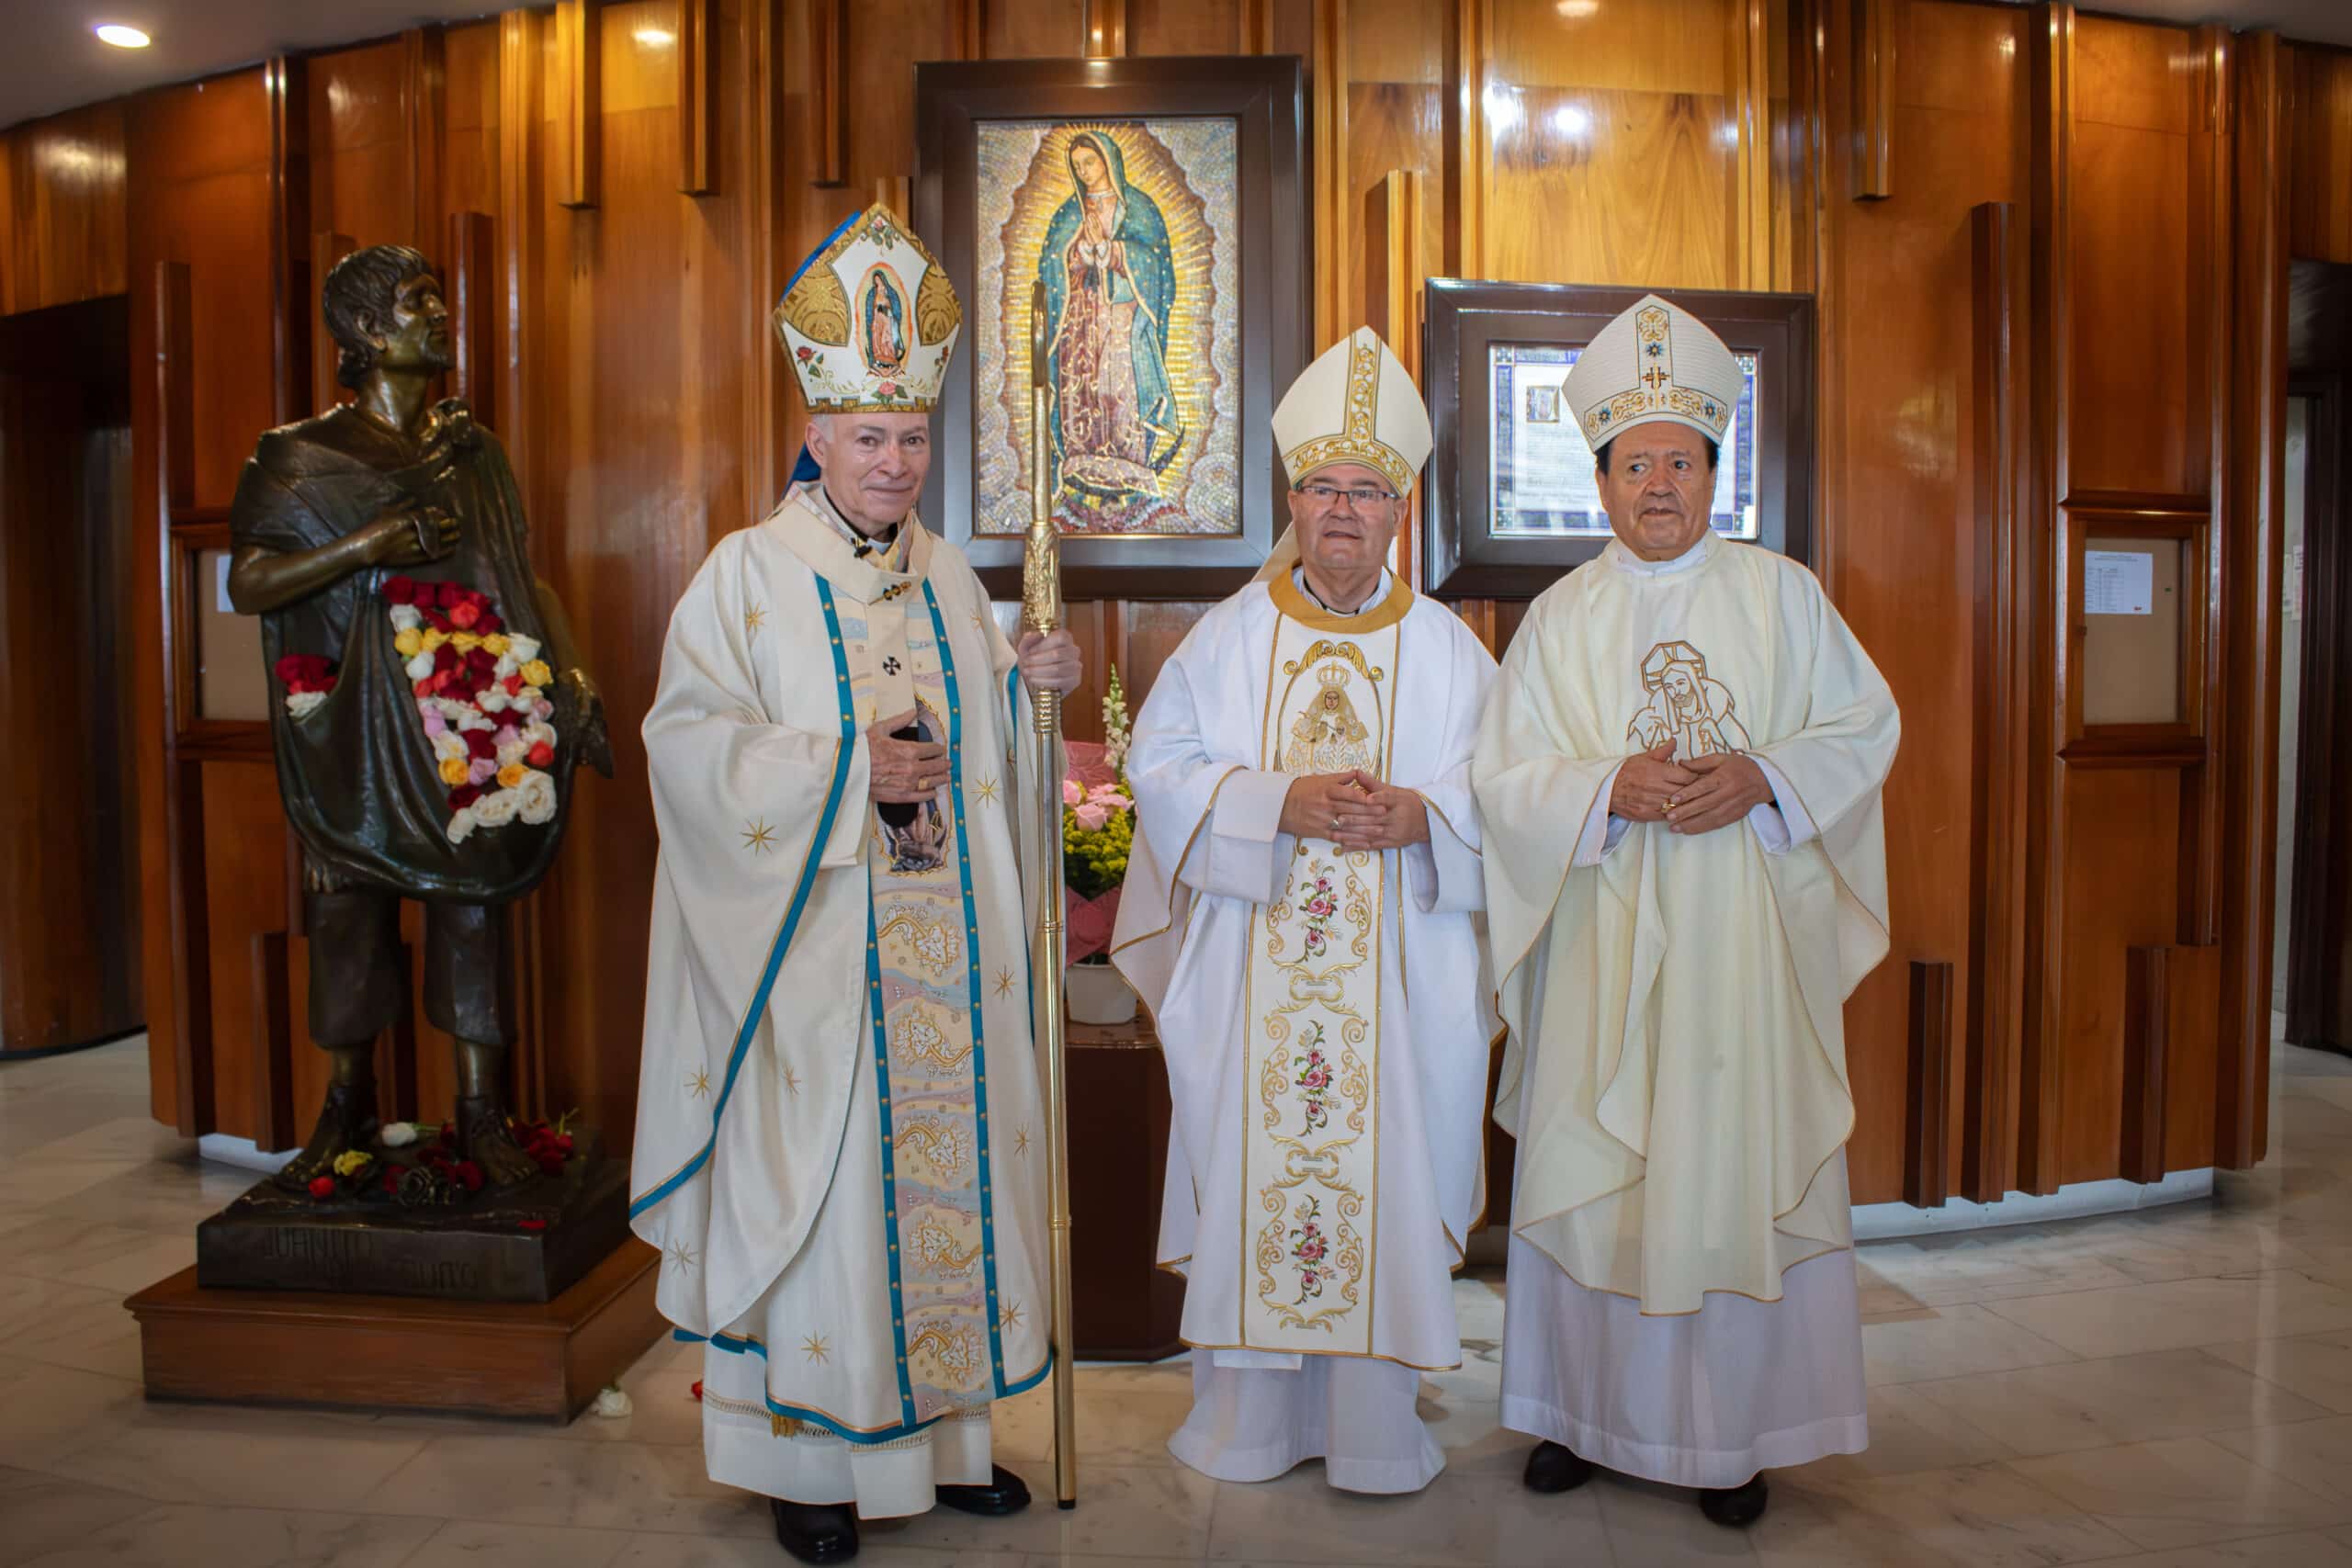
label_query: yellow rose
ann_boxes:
[423,629,448,651]
[452,632,481,653]
[439,756,470,786]
[522,660,554,688]
[332,1150,373,1177]
[392,628,424,658]
[481,635,510,657]
[497,763,526,790]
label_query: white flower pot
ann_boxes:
[1065,963,1137,1026]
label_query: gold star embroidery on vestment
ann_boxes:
[802,1334,831,1364]
[783,1065,801,1097]
[969,610,986,635]
[742,819,777,854]
[1013,1125,1032,1156]
[744,604,766,637]
[993,966,1017,998]
[1000,1300,1024,1332]
[667,1239,697,1273]
[975,775,1000,805]
[687,1067,712,1099]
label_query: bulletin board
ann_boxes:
[2064,507,2208,762]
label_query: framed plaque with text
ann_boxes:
[1423,280,1815,597]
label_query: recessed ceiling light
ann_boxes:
[95,24,151,48]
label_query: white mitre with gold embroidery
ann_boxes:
[1564,292,1741,452]
[1272,326,1431,496]
[772,203,961,413]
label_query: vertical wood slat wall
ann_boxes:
[0,0,2334,1205]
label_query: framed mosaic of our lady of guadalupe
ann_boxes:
[916,55,1308,599]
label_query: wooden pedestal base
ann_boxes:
[125,1238,664,1424]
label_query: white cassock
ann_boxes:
[630,486,1055,1517]
[1114,566,1498,1494]
[1475,531,1899,1488]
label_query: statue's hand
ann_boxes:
[366,506,459,567]
[560,669,616,779]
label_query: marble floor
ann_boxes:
[8,1038,2352,1568]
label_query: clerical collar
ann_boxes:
[1605,530,1714,579]
[809,482,909,568]
[1291,567,1391,617]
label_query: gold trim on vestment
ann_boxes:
[1265,570,1416,635]
[1108,765,1247,960]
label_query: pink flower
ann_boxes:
[1074,802,1109,831]
[1062,779,1083,807]
[469,757,498,785]
[421,708,447,737]
[1085,786,1132,812]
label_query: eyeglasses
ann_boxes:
[1295,482,1398,508]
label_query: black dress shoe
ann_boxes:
[1698,1474,1770,1528]
[771,1497,859,1563]
[935,1463,1032,1517]
[1521,1440,1596,1495]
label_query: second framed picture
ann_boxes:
[916,55,1308,600]
[1423,279,1816,598]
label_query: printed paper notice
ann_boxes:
[2085,549,2154,615]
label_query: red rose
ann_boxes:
[796,345,813,361]
[423,609,452,633]
[518,1218,548,1231]
[431,669,457,694]
[450,601,481,629]
[691,1380,704,1402]
[437,581,464,609]
[413,678,433,697]
[307,1176,334,1199]
[465,730,497,760]
[457,1160,483,1190]
[433,643,460,672]
[273,654,309,687]
[477,613,503,635]
[449,784,482,809]
[467,648,497,674]
[503,673,524,694]
[552,1134,574,1155]
[527,742,555,768]
[384,576,417,605]
[537,1155,565,1177]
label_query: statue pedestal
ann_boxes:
[123,1238,664,1424]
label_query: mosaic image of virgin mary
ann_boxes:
[1040,130,1186,525]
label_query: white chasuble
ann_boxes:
[630,489,1053,1507]
[1116,570,1498,1377]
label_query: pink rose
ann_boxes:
[421,708,447,737]
[1074,802,1109,831]
[1062,779,1083,807]
[1087,787,1132,813]
[469,757,498,785]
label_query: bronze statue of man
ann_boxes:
[228,244,613,1190]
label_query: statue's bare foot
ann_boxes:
[457,1094,545,1189]
[275,1080,380,1190]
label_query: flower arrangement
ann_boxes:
[382,576,561,845]
[1062,667,1136,964]
[274,654,338,718]
[302,1111,582,1207]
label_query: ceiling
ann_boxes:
[3,0,2349,132]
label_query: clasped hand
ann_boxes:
[1014,629,1082,695]
[1279,770,1429,852]
[1610,741,1773,835]
[867,709,948,806]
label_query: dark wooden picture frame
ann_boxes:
[1422,279,1816,598]
[915,55,1307,600]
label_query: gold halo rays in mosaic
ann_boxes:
[989,121,1227,531]
[774,203,963,413]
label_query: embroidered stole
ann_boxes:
[1238,601,1403,1354]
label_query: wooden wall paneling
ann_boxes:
[1344,0,1442,415]
[1311,0,1349,350]
[2216,29,2291,1168]
[1084,0,1129,58]
[557,0,603,209]
[406,27,448,244]
[741,0,788,527]
[1905,960,1952,1207]
[2290,45,2352,265]
[813,0,848,186]
[1365,167,1422,585]
[2120,943,2169,1180]
[306,40,413,255]
[249,931,295,1150]
[679,0,718,194]
[1849,0,1893,199]
[981,0,1084,59]
[956,0,987,60]
[1445,0,1487,278]
[1731,0,1775,285]
[0,103,129,315]
[446,211,497,425]
[1966,197,2030,1201]
[1127,0,1242,54]
[309,232,356,416]
[1239,0,1275,55]
[266,57,311,428]
[498,10,540,483]
[2120,942,2220,1178]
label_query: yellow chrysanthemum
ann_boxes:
[439,756,470,786]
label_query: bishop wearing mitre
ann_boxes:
[630,205,1080,1565]
[1114,327,1498,1494]
[1474,295,1899,1527]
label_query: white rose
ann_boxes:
[521,720,558,751]
[285,691,328,719]
[480,689,510,714]
[379,1121,419,1148]
[508,635,542,664]
[473,788,521,828]
[445,806,480,844]
[432,731,469,763]
[516,769,559,825]
[404,649,435,682]
[494,653,519,680]
[496,740,528,769]
[458,709,494,733]
[389,604,424,632]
